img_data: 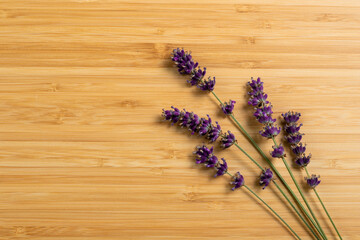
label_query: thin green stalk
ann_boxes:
[234,142,320,240]
[304,168,342,240]
[243,184,301,240]
[272,137,327,239]
[210,90,325,239]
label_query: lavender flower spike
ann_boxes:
[247,77,280,139]
[281,111,310,167]
[271,144,285,158]
[259,168,273,190]
[220,130,236,149]
[193,145,218,168]
[171,48,216,91]
[221,100,236,115]
[306,175,321,188]
[162,108,235,149]
[230,172,245,191]
[199,76,216,92]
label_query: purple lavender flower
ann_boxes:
[193,145,218,168]
[188,113,200,135]
[248,92,268,106]
[259,125,281,138]
[162,106,181,124]
[285,133,303,145]
[248,77,263,92]
[171,49,217,91]
[292,143,306,155]
[162,108,237,149]
[306,175,321,188]
[214,158,228,177]
[271,145,285,158]
[247,77,280,140]
[282,111,301,124]
[259,168,273,190]
[188,67,206,86]
[194,145,213,164]
[254,105,276,124]
[179,110,191,127]
[230,172,245,191]
[220,131,236,149]
[198,115,212,136]
[221,100,236,115]
[285,123,303,135]
[199,76,216,92]
[295,154,311,167]
[172,48,198,75]
[207,122,222,142]
[282,111,312,169]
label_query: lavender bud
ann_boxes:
[282,111,301,124]
[207,122,222,143]
[214,158,228,177]
[198,115,212,136]
[172,48,198,75]
[292,143,306,155]
[187,113,200,135]
[305,174,321,188]
[221,100,236,115]
[285,123,303,135]
[295,154,311,167]
[193,145,218,168]
[271,145,285,158]
[188,67,206,86]
[259,168,273,190]
[230,172,245,191]
[259,125,281,138]
[285,133,303,145]
[199,76,216,92]
[220,131,236,149]
[162,106,181,124]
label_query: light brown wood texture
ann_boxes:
[0,1,359,239]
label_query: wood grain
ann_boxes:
[0,1,359,239]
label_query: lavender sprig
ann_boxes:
[282,111,342,239]
[162,107,236,149]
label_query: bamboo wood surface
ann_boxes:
[0,1,360,239]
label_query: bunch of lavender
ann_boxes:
[169,49,342,239]
[282,112,342,239]
[192,145,300,239]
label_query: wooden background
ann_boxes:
[0,0,359,239]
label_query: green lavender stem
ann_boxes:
[210,91,326,239]
[304,168,342,240]
[272,137,327,240]
[226,172,300,239]
[243,184,301,240]
[234,143,320,240]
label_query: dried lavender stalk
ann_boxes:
[282,112,342,240]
